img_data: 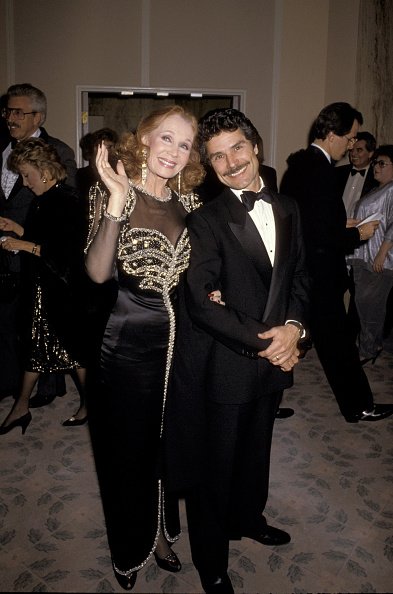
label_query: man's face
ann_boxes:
[329,120,359,162]
[349,139,373,169]
[5,96,41,141]
[206,129,260,192]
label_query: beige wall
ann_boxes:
[1,0,363,181]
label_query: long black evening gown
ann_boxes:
[85,182,200,576]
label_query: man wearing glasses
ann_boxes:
[0,83,76,404]
[280,102,393,423]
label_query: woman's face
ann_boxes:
[142,114,195,182]
[19,162,50,195]
[373,155,393,187]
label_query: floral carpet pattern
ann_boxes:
[0,347,393,593]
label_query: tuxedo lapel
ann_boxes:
[223,191,273,288]
[262,201,292,322]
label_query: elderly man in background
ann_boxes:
[0,83,77,404]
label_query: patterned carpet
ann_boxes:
[0,346,393,593]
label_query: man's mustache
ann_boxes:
[224,162,248,177]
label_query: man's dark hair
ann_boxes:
[312,102,363,141]
[198,108,263,163]
[355,131,377,153]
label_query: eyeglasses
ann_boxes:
[373,159,393,168]
[344,135,357,145]
[1,107,37,120]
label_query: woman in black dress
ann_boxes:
[0,138,88,433]
[85,105,204,590]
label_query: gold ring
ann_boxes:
[275,355,279,360]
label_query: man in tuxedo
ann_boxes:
[195,138,296,420]
[280,102,393,424]
[336,131,378,217]
[335,131,379,340]
[0,83,76,403]
[183,108,309,594]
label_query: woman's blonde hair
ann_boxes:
[116,105,205,194]
[8,137,66,182]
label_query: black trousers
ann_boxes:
[186,391,280,577]
[311,289,373,419]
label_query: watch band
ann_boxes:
[285,320,306,339]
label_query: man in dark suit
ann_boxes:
[335,131,379,340]
[280,102,393,424]
[195,143,296,420]
[0,83,76,402]
[335,131,378,217]
[183,108,309,594]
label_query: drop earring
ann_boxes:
[141,148,148,186]
[42,177,47,183]
[177,171,182,196]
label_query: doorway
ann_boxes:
[76,86,246,166]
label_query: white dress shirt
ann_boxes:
[231,178,276,265]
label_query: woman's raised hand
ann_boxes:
[96,143,129,211]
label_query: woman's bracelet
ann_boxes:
[103,208,126,222]
[31,244,38,255]
[359,227,363,240]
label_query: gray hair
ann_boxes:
[7,83,47,126]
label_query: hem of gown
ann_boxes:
[111,480,181,577]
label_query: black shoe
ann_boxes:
[0,411,32,435]
[276,407,294,419]
[200,573,234,594]
[244,524,291,546]
[112,563,137,591]
[154,549,181,572]
[62,416,88,427]
[29,393,57,408]
[360,349,382,366]
[359,404,393,422]
[346,404,393,423]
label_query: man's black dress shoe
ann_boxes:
[29,393,57,408]
[200,573,234,594]
[345,403,393,423]
[276,407,294,419]
[244,524,291,546]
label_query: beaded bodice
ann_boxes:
[118,226,191,296]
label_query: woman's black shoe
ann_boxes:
[112,563,137,591]
[154,549,182,572]
[62,416,88,426]
[360,349,382,366]
[0,411,32,435]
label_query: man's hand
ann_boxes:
[257,324,300,371]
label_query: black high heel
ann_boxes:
[0,412,32,435]
[62,416,88,426]
[154,549,181,573]
[112,562,137,591]
[360,349,382,366]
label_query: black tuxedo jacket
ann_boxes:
[280,145,362,297]
[335,163,379,203]
[184,186,309,404]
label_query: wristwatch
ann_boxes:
[285,320,306,339]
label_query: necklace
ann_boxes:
[133,183,172,202]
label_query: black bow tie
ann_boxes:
[10,139,18,149]
[241,187,273,212]
[350,168,366,177]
